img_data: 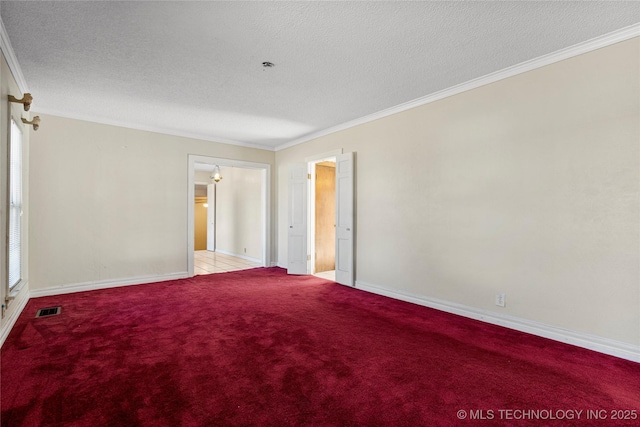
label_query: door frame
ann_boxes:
[206,183,215,251]
[305,149,343,275]
[308,156,338,275]
[187,155,271,276]
[287,149,355,286]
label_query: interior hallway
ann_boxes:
[194,251,261,275]
[196,250,336,281]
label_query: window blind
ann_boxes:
[8,119,22,290]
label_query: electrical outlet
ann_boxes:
[495,293,506,307]
[244,248,247,253]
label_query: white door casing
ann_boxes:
[187,155,271,277]
[335,152,354,286]
[206,184,215,251]
[287,163,308,275]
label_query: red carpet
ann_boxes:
[2,267,639,426]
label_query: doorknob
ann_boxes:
[346,228,351,231]
[289,226,293,228]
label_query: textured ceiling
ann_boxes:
[1,1,639,150]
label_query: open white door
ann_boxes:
[335,152,354,286]
[288,163,308,275]
[206,184,215,251]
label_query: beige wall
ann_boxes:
[29,114,274,290]
[0,52,30,335]
[276,38,640,346]
[194,170,211,184]
[215,166,263,260]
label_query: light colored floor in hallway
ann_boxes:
[195,251,336,280]
[194,251,262,275]
[314,270,336,281]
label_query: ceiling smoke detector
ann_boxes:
[262,61,275,68]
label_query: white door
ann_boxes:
[206,184,215,251]
[335,152,354,286]
[288,163,308,274]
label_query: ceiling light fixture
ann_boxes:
[211,165,223,183]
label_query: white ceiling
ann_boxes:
[1,1,639,151]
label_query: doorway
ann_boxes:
[187,155,271,277]
[194,184,208,251]
[311,160,336,281]
[287,150,354,286]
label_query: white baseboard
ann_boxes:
[355,280,640,363]
[7,272,637,362]
[30,272,190,298]
[0,288,30,348]
[213,249,262,264]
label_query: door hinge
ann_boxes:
[307,254,311,261]
[307,173,311,180]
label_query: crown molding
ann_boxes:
[1,13,272,152]
[3,9,638,154]
[0,17,29,94]
[276,22,640,152]
[34,108,276,152]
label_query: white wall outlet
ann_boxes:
[495,293,506,307]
